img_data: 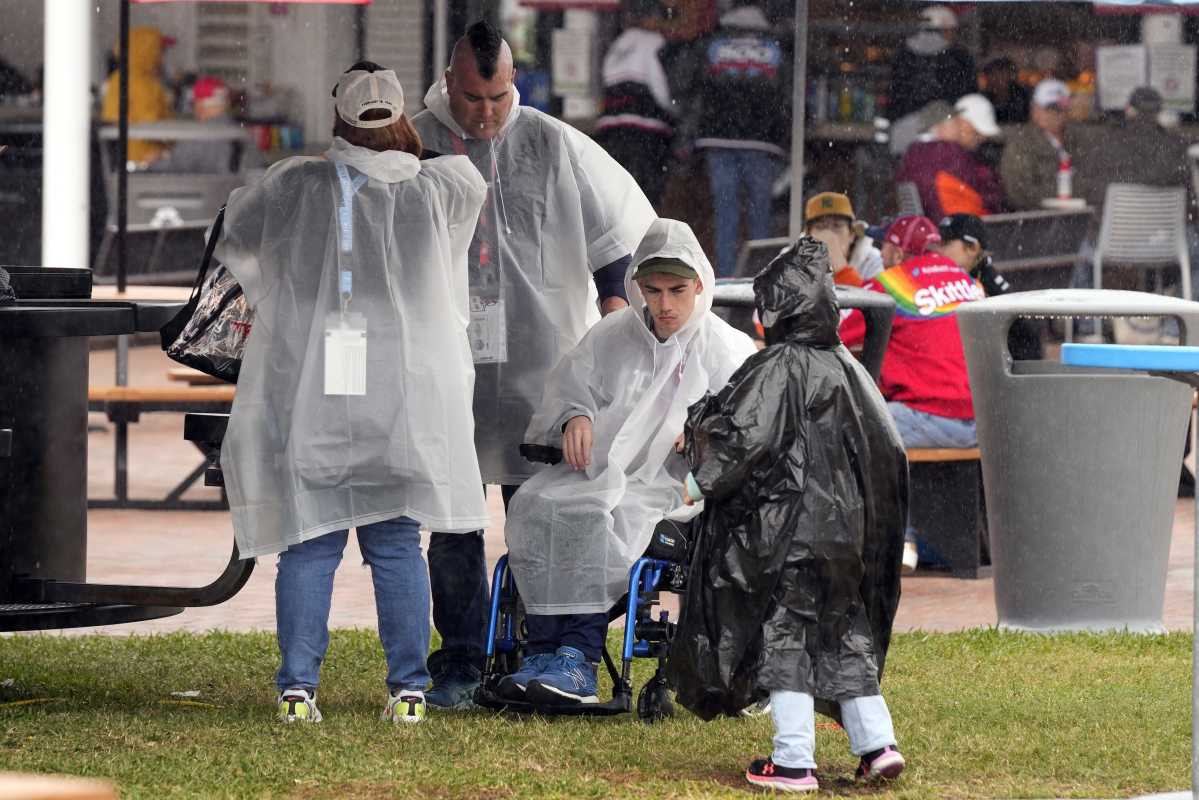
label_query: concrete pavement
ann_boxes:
[61,344,1195,636]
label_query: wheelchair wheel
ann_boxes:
[490,598,527,679]
[636,675,674,723]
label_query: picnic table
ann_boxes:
[167,366,225,386]
[1,277,251,632]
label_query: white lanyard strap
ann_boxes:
[332,161,368,310]
[333,161,369,254]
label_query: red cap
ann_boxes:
[884,215,941,255]
[193,76,229,103]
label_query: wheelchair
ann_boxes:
[472,444,693,722]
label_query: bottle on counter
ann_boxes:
[1057,156,1073,200]
[837,81,853,122]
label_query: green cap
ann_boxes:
[632,257,699,281]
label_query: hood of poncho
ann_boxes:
[753,235,841,347]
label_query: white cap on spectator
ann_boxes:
[954,93,1001,137]
[1033,79,1071,111]
[920,5,959,30]
[334,69,405,129]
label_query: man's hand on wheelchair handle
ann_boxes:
[563,415,593,470]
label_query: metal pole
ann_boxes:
[117,0,130,294]
[355,5,367,62]
[434,0,449,79]
[41,0,93,270]
[788,0,808,240]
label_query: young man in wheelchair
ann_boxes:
[497,218,756,706]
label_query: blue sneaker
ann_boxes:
[525,646,599,706]
[495,651,556,701]
[425,653,482,710]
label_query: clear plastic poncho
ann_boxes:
[504,219,757,614]
[216,138,489,558]
[412,81,656,485]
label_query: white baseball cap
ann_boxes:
[954,93,1001,138]
[1033,79,1071,111]
[920,5,959,30]
[334,68,405,129]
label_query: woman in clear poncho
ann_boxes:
[214,63,487,725]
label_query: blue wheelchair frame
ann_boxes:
[474,552,683,720]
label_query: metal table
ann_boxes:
[0,296,252,631]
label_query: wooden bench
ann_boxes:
[907,447,985,579]
[87,385,235,511]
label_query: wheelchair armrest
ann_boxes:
[519,443,563,465]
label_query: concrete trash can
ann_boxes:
[956,289,1199,633]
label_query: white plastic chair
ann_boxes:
[896,181,923,217]
[1093,183,1191,305]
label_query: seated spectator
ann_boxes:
[1076,86,1189,220]
[1072,86,1196,324]
[803,191,883,286]
[500,218,755,706]
[981,56,1030,125]
[999,79,1078,211]
[937,213,1042,360]
[149,76,247,174]
[889,99,954,158]
[896,93,1004,221]
[839,216,983,572]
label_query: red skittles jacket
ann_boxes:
[839,252,983,419]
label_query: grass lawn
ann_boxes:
[0,628,1190,799]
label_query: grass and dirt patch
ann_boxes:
[0,628,1190,798]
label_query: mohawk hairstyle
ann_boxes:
[463,21,504,79]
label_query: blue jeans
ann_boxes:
[428,484,518,667]
[705,148,779,278]
[524,613,608,662]
[770,691,897,769]
[275,516,429,693]
[887,401,977,449]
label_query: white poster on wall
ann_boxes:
[1149,44,1197,112]
[1097,45,1148,111]
[1097,44,1197,113]
[551,28,593,97]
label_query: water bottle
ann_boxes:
[1057,156,1073,199]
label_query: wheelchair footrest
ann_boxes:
[473,685,631,717]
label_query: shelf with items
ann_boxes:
[806,20,903,126]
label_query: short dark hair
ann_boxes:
[463,21,504,79]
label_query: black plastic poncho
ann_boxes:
[668,236,908,721]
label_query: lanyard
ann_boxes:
[332,161,368,312]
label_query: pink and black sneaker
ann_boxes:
[745,758,819,792]
[855,745,906,781]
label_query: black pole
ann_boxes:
[789,0,808,239]
[117,0,130,293]
[355,5,367,62]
